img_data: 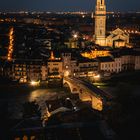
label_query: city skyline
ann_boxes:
[0,0,140,12]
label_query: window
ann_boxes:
[53,64,58,66]
[100,30,102,35]
[102,64,104,69]
[52,68,59,72]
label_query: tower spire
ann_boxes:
[94,0,106,46]
[97,0,105,6]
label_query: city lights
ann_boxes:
[64,70,70,77]
[72,31,79,40]
[30,80,40,86]
[0,0,140,139]
[93,74,101,82]
[7,27,14,61]
[73,34,78,39]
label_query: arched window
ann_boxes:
[100,30,102,35]
[101,0,102,5]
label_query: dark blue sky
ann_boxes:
[0,0,140,12]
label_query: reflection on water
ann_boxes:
[7,88,65,119]
[28,89,58,102]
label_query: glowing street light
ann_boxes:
[93,74,101,82]
[64,70,70,77]
[73,34,78,39]
[30,80,40,86]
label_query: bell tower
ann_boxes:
[95,0,106,46]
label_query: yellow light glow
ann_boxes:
[94,74,100,78]
[7,27,14,61]
[81,50,110,59]
[73,34,78,39]
[82,15,85,18]
[30,81,40,86]
[64,71,70,77]
[94,74,101,81]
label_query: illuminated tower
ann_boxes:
[95,0,106,46]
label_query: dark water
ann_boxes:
[0,85,66,119]
[0,83,139,119]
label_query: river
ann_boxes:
[0,84,68,119]
[0,82,139,119]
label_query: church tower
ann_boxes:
[95,0,106,46]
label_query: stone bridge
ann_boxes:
[63,77,112,111]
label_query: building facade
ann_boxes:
[11,60,42,83]
[106,28,130,47]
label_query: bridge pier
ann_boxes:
[91,96,103,111]
[79,89,92,102]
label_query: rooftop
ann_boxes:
[97,56,114,62]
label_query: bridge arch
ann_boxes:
[63,80,79,94]
[63,82,72,93]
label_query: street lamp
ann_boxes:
[93,74,100,82]
[30,80,40,86]
[73,34,78,39]
[64,70,70,77]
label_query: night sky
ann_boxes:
[0,0,140,12]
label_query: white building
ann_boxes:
[98,56,121,73]
[106,28,130,47]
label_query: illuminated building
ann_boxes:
[11,60,43,83]
[106,28,130,48]
[47,58,63,87]
[98,56,122,74]
[94,0,130,47]
[81,49,110,59]
[94,0,106,46]
[77,59,99,77]
[48,60,63,75]
[48,51,63,78]
[12,63,27,83]
[97,48,140,74]
[62,53,72,77]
